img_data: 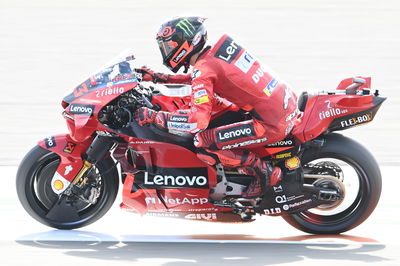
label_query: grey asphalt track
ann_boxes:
[1,0,399,265]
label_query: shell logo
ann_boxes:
[53,179,64,191]
[285,156,301,170]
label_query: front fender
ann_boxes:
[38,134,94,194]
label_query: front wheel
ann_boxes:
[16,145,119,229]
[282,133,382,234]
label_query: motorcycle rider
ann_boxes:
[136,16,299,197]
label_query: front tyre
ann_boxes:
[282,133,382,234]
[16,145,119,229]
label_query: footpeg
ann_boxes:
[240,212,256,221]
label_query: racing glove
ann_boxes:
[136,107,169,130]
[135,67,169,83]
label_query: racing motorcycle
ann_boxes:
[16,55,385,234]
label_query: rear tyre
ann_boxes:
[282,133,382,234]
[16,145,119,229]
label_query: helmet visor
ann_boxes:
[157,39,179,61]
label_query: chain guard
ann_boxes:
[255,167,341,215]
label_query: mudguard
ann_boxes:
[38,134,93,194]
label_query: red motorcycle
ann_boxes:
[16,55,385,234]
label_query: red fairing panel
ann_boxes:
[65,79,139,142]
[121,140,231,214]
[122,174,225,215]
[291,94,375,143]
[38,134,93,193]
[65,114,97,143]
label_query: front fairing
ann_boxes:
[63,50,139,104]
[62,52,139,142]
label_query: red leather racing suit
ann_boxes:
[162,34,299,169]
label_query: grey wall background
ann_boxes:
[1,0,399,166]
[0,1,399,265]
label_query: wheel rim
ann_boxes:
[297,157,370,226]
[27,152,107,224]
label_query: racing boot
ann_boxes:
[195,148,282,197]
[240,158,282,198]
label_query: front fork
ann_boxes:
[40,134,115,195]
[71,160,93,186]
[71,135,115,187]
[44,135,116,221]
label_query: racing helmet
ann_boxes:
[156,16,207,73]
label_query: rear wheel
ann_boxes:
[282,133,382,234]
[16,145,119,229]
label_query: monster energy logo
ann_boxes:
[176,19,195,36]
